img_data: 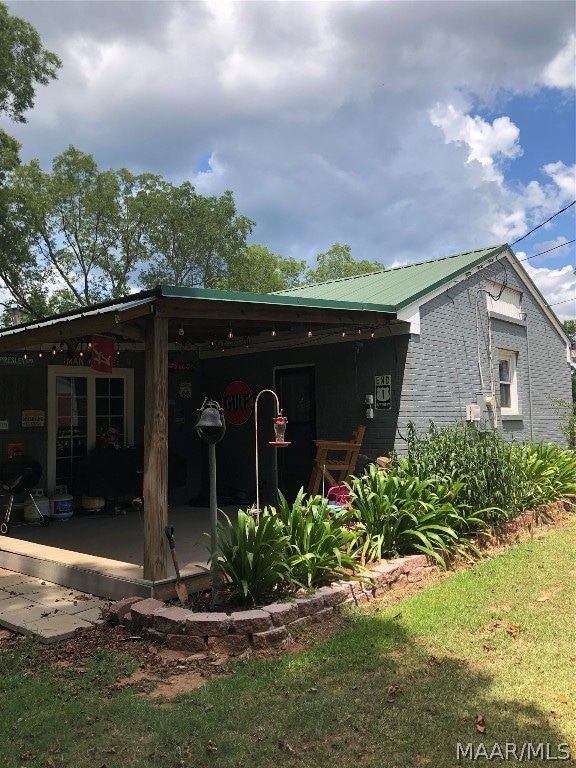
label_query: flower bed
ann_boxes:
[107,554,434,655]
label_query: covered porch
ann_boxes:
[0,285,399,594]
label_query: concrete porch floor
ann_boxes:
[0,504,241,603]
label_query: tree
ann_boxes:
[0,2,61,321]
[1,147,163,317]
[140,184,255,289]
[215,244,305,293]
[305,243,384,284]
[0,2,61,124]
[563,320,576,403]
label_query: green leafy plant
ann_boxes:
[349,462,485,565]
[550,397,576,450]
[274,489,362,588]
[216,509,291,606]
[405,421,522,524]
[513,441,576,511]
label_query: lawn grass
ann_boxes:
[1,520,574,767]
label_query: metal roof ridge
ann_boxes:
[274,244,506,294]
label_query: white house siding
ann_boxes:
[395,259,571,450]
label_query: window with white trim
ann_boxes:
[498,349,519,415]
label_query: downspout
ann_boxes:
[525,314,534,441]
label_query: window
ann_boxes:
[498,349,519,415]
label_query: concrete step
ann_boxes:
[0,536,211,601]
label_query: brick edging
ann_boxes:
[107,554,435,654]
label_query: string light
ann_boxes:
[115,340,120,358]
[37,346,43,359]
[51,345,57,356]
[87,339,92,349]
[59,341,64,352]
[178,324,185,337]
[78,342,84,358]
[307,328,313,338]
[341,328,346,337]
[271,328,277,337]
[370,326,375,338]
[23,349,28,360]
[227,327,234,339]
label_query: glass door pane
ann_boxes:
[56,376,88,489]
[95,377,125,444]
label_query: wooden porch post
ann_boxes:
[143,314,168,580]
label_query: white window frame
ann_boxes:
[497,349,519,416]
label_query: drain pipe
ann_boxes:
[525,313,534,441]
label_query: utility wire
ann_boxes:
[517,239,575,263]
[547,297,576,307]
[511,200,576,246]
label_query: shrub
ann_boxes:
[405,421,522,523]
[349,462,485,565]
[216,509,291,606]
[275,489,362,589]
[513,442,576,511]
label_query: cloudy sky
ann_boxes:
[5,0,575,320]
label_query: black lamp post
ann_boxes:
[196,398,226,604]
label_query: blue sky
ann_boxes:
[4,0,575,320]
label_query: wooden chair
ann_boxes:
[307,425,366,496]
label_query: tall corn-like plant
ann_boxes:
[275,489,362,588]
[216,510,291,606]
[405,421,522,522]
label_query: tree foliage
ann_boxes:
[0,2,61,124]
[139,184,254,289]
[305,242,384,284]
[215,244,305,293]
[1,146,257,317]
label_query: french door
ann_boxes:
[47,366,134,495]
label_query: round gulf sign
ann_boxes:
[222,381,253,425]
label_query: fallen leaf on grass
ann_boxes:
[505,625,519,636]
[557,696,569,704]
[206,740,217,752]
[475,715,487,733]
[278,741,295,753]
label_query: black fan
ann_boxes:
[0,455,48,535]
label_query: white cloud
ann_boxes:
[524,263,576,321]
[3,0,575,313]
[540,33,576,89]
[429,104,522,183]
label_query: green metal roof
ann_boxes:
[275,245,509,310]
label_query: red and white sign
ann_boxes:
[222,381,253,425]
[91,335,115,373]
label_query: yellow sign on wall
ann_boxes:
[22,410,45,428]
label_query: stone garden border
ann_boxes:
[107,554,434,655]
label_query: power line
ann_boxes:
[518,239,575,263]
[547,297,576,307]
[511,200,576,246]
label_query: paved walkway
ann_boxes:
[0,567,110,643]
